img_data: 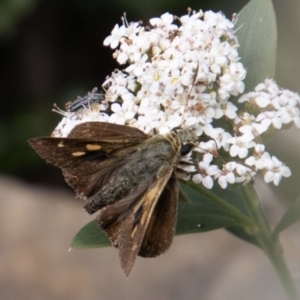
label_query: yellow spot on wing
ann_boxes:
[72,151,86,157]
[86,144,102,151]
[58,142,64,148]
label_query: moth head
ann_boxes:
[172,127,198,156]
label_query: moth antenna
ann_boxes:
[197,136,219,157]
[181,63,199,127]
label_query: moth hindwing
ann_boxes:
[28,121,197,275]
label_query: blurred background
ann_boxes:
[0,0,300,299]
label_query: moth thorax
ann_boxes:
[165,131,182,154]
[176,128,198,156]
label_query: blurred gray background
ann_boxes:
[0,0,300,299]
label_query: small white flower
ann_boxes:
[245,144,271,170]
[204,11,234,35]
[216,162,237,189]
[126,53,149,76]
[214,101,238,119]
[219,62,246,99]
[254,92,271,108]
[192,162,219,189]
[205,125,232,151]
[149,12,174,28]
[264,156,291,186]
[227,136,255,158]
[256,111,282,130]
[279,106,300,127]
[238,122,269,141]
[109,100,137,124]
[235,164,256,184]
[103,24,128,49]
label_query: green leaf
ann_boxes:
[176,182,242,235]
[226,225,260,247]
[71,182,252,249]
[236,0,277,91]
[71,220,110,249]
[183,182,261,247]
[273,195,300,237]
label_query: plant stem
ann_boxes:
[240,184,299,300]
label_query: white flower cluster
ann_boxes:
[239,78,300,129]
[101,10,245,134]
[52,10,300,189]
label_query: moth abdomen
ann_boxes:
[84,201,101,214]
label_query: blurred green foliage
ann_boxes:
[0,0,37,38]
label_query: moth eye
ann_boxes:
[180,143,193,155]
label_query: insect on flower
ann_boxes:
[29,117,201,276]
[65,87,106,113]
[29,9,297,276]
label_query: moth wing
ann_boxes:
[28,123,148,198]
[97,170,174,276]
[138,172,178,257]
[28,136,147,174]
[96,181,151,246]
[68,122,147,139]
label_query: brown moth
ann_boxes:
[29,121,198,275]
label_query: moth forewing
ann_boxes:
[28,122,149,198]
[68,122,148,139]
